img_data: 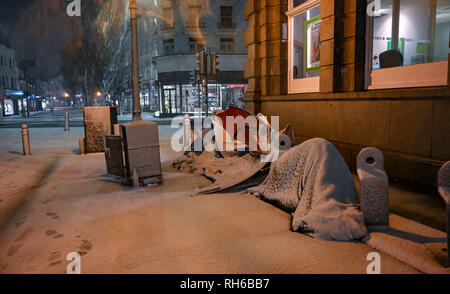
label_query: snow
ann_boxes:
[366,214,449,274]
[0,127,445,273]
[249,138,368,241]
[174,151,268,195]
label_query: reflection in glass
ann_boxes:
[292,5,321,79]
[372,0,450,70]
[293,0,309,8]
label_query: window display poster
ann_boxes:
[4,99,14,115]
[305,16,321,72]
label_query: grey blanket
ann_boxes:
[248,138,368,241]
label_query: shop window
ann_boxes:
[287,0,321,93]
[367,0,450,89]
[4,99,14,115]
[220,38,235,54]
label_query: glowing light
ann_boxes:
[97,91,102,97]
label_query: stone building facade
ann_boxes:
[243,0,450,188]
[0,44,20,116]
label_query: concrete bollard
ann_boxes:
[64,111,70,132]
[79,138,86,155]
[184,114,191,149]
[438,161,450,267]
[21,124,31,156]
[357,147,389,226]
[279,134,293,151]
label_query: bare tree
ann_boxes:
[78,0,131,105]
[61,38,83,106]
[62,0,159,108]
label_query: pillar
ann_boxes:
[259,0,288,97]
[341,0,367,92]
[319,0,344,93]
[244,0,262,114]
[244,0,288,113]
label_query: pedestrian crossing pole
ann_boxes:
[64,111,70,132]
[130,0,142,121]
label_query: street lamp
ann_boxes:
[130,0,142,121]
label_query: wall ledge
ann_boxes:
[242,87,450,102]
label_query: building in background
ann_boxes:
[151,0,248,116]
[138,1,160,113]
[19,59,50,114]
[48,76,67,108]
[0,44,21,116]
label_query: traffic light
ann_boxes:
[190,70,195,84]
[195,53,200,71]
[190,69,202,85]
[198,50,207,75]
[210,52,220,76]
[189,70,197,85]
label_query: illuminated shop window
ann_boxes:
[368,0,450,89]
[287,0,321,93]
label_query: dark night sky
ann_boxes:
[3,0,81,78]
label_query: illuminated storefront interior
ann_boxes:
[368,0,450,89]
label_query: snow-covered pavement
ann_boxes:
[0,127,447,273]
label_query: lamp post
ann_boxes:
[130,0,142,121]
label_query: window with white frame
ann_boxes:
[187,5,203,28]
[220,6,234,28]
[220,38,235,54]
[189,37,205,54]
[287,0,321,93]
[367,0,450,89]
